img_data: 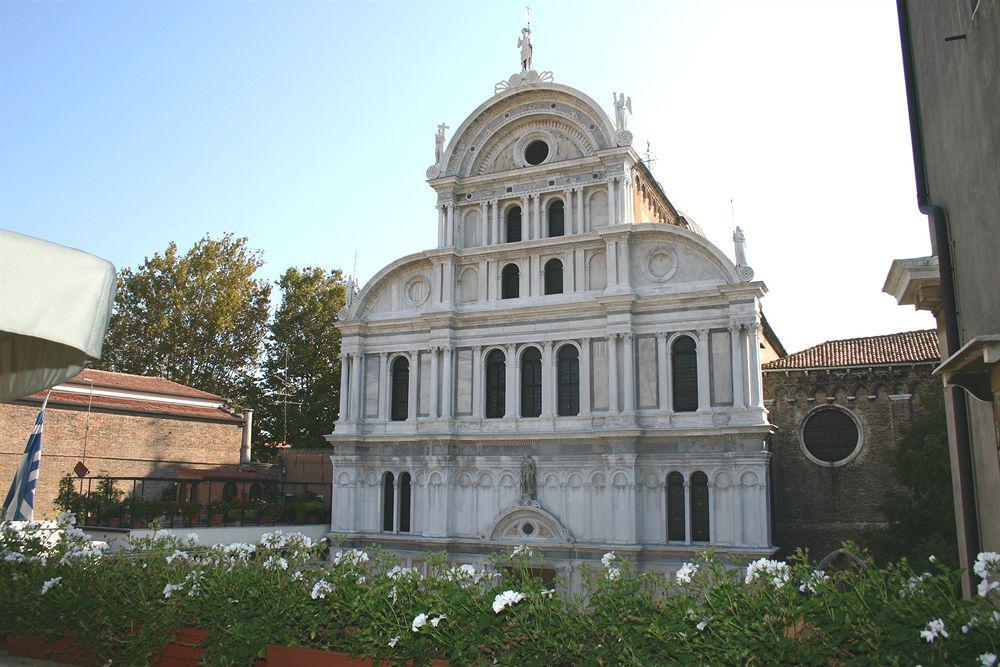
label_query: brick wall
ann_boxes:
[0,401,243,518]
[763,363,938,559]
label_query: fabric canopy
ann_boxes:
[0,230,116,401]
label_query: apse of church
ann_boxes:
[328,29,778,579]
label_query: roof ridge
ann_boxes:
[815,328,936,347]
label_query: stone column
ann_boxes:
[521,195,530,240]
[540,196,548,238]
[656,334,669,411]
[618,178,628,225]
[430,347,440,419]
[437,205,446,247]
[606,240,618,288]
[338,352,350,421]
[491,201,500,245]
[684,476,692,545]
[565,249,576,292]
[607,179,617,225]
[442,260,454,304]
[407,350,418,422]
[472,345,483,418]
[697,329,711,411]
[445,204,454,247]
[505,343,517,418]
[622,333,635,413]
[350,352,363,422]
[729,325,745,409]
[541,340,554,417]
[608,334,620,413]
[747,322,764,408]
[378,352,389,420]
[580,338,592,414]
[576,189,585,233]
[533,194,541,240]
[479,201,488,247]
[564,189,573,235]
[442,346,454,418]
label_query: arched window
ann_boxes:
[382,472,395,532]
[506,206,522,243]
[690,471,710,542]
[485,349,506,418]
[548,200,565,237]
[398,472,412,533]
[222,481,238,502]
[544,258,563,295]
[501,263,520,299]
[189,482,199,503]
[520,347,542,418]
[671,336,698,412]
[666,472,685,541]
[249,483,262,501]
[557,345,579,416]
[391,356,409,421]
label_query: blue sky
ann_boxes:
[1,0,934,352]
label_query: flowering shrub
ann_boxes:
[1,516,998,665]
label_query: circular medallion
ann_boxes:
[736,265,755,282]
[403,275,430,307]
[642,246,678,283]
[426,165,440,180]
[336,306,349,321]
[615,129,633,147]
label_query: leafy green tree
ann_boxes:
[256,266,346,452]
[867,385,958,567]
[97,234,271,404]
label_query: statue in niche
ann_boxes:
[518,27,533,71]
[520,456,537,501]
[434,123,449,163]
[613,92,632,131]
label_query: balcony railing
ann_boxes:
[62,476,330,529]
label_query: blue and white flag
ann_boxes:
[2,392,49,522]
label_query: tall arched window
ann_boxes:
[398,472,412,533]
[544,258,563,295]
[485,349,506,418]
[520,347,542,418]
[548,199,565,237]
[671,336,698,412]
[391,356,410,421]
[501,263,520,299]
[222,481,238,502]
[690,471,710,542]
[506,206,522,243]
[557,345,579,416]
[382,472,395,532]
[666,472,685,541]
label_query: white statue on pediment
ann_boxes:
[435,123,449,163]
[519,28,533,71]
[613,92,632,131]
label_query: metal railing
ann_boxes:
[65,476,330,529]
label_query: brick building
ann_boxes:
[0,369,252,518]
[762,330,940,558]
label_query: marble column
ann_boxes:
[430,347,440,418]
[378,352,389,420]
[491,201,500,246]
[608,334,620,413]
[606,179,617,226]
[520,196,530,240]
[350,352,363,422]
[472,345,483,418]
[606,240,619,288]
[338,353,350,421]
[407,350,418,422]
[579,338,591,414]
[729,324,745,409]
[618,178,628,225]
[505,344,517,418]
[564,189,573,235]
[576,189,585,233]
[442,346,454,418]
[622,333,635,413]
[446,204,455,247]
[696,329,711,411]
[541,340,554,417]
[437,206,446,247]
[533,194,541,240]
[479,202,488,247]
[747,323,764,408]
[684,477,692,545]
[656,334,669,411]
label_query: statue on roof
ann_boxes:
[435,123,449,163]
[519,27,533,71]
[613,92,632,131]
[733,226,755,282]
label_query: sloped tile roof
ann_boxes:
[65,368,223,399]
[34,390,244,422]
[763,329,939,370]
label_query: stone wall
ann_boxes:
[0,401,244,518]
[763,362,938,559]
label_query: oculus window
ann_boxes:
[801,407,862,465]
[524,140,549,165]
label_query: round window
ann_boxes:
[524,140,549,165]
[800,407,861,465]
[522,522,535,536]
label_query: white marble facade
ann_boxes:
[328,56,776,581]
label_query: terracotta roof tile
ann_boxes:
[762,329,939,370]
[19,390,243,423]
[64,369,224,400]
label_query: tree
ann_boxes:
[867,385,958,567]
[256,266,346,452]
[97,234,271,404]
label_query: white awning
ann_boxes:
[0,230,116,401]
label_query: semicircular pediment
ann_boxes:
[486,501,574,545]
[346,253,435,321]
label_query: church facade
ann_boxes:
[328,37,780,580]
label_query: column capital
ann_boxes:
[543,339,554,351]
[728,323,743,334]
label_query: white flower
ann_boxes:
[798,570,829,594]
[388,636,400,648]
[492,590,525,613]
[511,544,532,558]
[928,554,937,563]
[430,614,447,627]
[541,588,556,598]
[292,570,304,581]
[356,575,367,584]
[696,620,708,632]
[744,558,790,588]
[601,551,616,567]
[166,550,189,564]
[962,616,978,634]
[411,613,429,632]
[264,556,288,571]
[387,565,417,580]
[675,562,698,585]
[978,579,1000,597]
[185,533,199,544]
[163,583,184,599]
[311,579,333,600]
[900,572,932,597]
[606,567,621,581]
[388,586,398,602]
[974,552,1000,579]
[333,549,369,566]
[919,618,948,643]
[458,563,476,577]
[40,577,61,595]
[979,652,997,667]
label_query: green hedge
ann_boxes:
[1,515,998,666]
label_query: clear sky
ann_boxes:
[1,0,935,353]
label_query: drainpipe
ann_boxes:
[897,0,980,591]
[240,410,253,464]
